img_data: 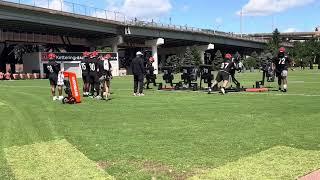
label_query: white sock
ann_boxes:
[283,84,287,89]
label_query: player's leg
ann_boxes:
[106,80,111,99]
[138,74,144,95]
[146,76,150,89]
[133,75,138,96]
[95,75,101,99]
[57,85,63,100]
[281,70,288,92]
[49,76,58,100]
[209,72,222,92]
[82,75,87,96]
[152,75,157,86]
[57,73,64,100]
[89,74,95,97]
[220,72,230,95]
[51,84,57,100]
[276,71,282,91]
[85,75,90,96]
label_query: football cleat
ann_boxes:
[221,88,226,95]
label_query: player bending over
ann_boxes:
[272,47,292,92]
[47,54,63,100]
[208,53,235,95]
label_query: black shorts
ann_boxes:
[82,73,89,84]
[48,74,58,86]
[215,71,230,82]
[89,73,99,84]
[276,69,288,78]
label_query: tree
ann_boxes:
[251,51,259,68]
[97,47,113,52]
[190,47,202,66]
[243,51,258,71]
[266,28,281,53]
[165,55,182,67]
[291,39,320,68]
[213,50,223,70]
[182,47,193,65]
[234,51,241,60]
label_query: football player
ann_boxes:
[209,53,235,95]
[272,47,292,92]
[88,51,100,98]
[46,53,63,100]
[81,51,90,96]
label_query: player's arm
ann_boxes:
[140,59,146,74]
[271,57,276,71]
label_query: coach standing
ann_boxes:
[131,51,145,96]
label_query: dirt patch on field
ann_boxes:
[96,160,196,180]
[96,161,114,170]
[140,160,195,180]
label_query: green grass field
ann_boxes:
[0,69,320,180]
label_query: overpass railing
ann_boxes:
[2,0,292,46]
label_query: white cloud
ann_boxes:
[106,0,172,19]
[238,0,315,16]
[283,28,299,33]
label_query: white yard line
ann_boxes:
[237,92,320,97]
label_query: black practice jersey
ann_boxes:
[220,59,235,74]
[88,58,99,74]
[273,54,291,71]
[146,63,155,75]
[98,60,107,76]
[46,61,60,76]
[80,58,89,74]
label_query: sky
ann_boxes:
[15,0,320,33]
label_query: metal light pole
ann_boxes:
[272,15,274,31]
[240,8,243,37]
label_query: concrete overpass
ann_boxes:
[249,31,320,41]
[0,0,290,73]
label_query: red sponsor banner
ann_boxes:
[41,52,117,62]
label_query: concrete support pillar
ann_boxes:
[110,35,123,52]
[196,44,214,64]
[112,44,118,52]
[145,38,165,74]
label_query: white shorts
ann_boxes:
[281,70,288,77]
[57,73,64,86]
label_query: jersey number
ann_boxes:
[47,65,54,73]
[89,63,96,71]
[223,63,230,69]
[279,58,286,65]
[81,63,87,70]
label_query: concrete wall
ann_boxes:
[64,62,82,78]
[23,52,40,73]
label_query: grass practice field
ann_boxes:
[0,69,320,180]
